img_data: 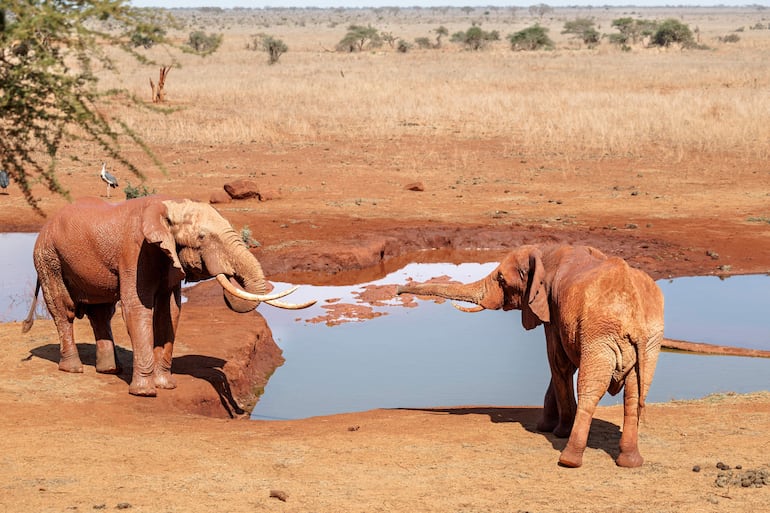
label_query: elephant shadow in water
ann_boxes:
[403,406,622,462]
[29,343,244,418]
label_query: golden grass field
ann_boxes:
[91,6,770,162]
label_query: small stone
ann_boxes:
[404,182,424,192]
[270,489,288,502]
[692,465,701,472]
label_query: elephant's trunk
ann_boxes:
[221,232,268,313]
[396,278,488,307]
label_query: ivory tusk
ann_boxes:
[265,298,317,310]
[216,274,302,302]
[452,301,485,313]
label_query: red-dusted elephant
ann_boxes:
[398,244,663,468]
[23,196,314,397]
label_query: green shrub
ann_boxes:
[396,39,412,53]
[651,19,694,48]
[185,30,222,56]
[450,25,499,50]
[248,33,288,64]
[336,24,382,52]
[124,182,156,200]
[508,25,554,51]
[562,18,601,47]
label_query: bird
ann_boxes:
[0,169,8,194]
[99,163,119,198]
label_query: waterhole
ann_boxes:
[2,233,768,420]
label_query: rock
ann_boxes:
[209,190,232,204]
[404,182,425,192]
[224,179,261,200]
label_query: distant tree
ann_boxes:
[529,3,553,20]
[562,18,601,47]
[451,25,500,51]
[434,25,449,48]
[247,33,288,64]
[130,24,166,49]
[610,17,657,46]
[337,24,382,52]
[508,25,554,51]
[0,0,171,212]
[651,18,695,48]
[185,30,222,56]
[414,37,433,49]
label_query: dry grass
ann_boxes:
[98,6,770,160]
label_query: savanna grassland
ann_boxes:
[1,6,770,513]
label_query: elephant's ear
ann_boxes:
[141,199,185,282]
[522,249,549,330]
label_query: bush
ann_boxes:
[414,37,433,49]
[248,33,288,64]
[562,18,601,47]
[124,182,156,199]
[450,25,500,51]
[508,25,554,51]
[186,31,222,56]
[651,19,694,48]
[720,33,740,43]
[129,24,166,49]
[336,24,382,52]
[396,39,412,53]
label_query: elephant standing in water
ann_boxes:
[398,244,663,468]
[23,196,314,397]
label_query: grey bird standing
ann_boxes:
[0,170,9,194]
[100,163,119,198]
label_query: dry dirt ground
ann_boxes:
[1,137,769,512]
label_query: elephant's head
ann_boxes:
[141,197,314,312]
[396,245,550,330]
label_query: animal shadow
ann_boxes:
[29,344,244,418]
[402,406,622,462]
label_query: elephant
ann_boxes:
[397,244,664,468]
[22,195,315,397]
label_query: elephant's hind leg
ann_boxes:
[615,367,643,468]
[558,347,614,468]
[40,276,83,373]
[87,304,122,374]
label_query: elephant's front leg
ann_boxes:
[86,304,122,374]
[120,297,157,397]
[540,329,576,438]
[152,288,181,390]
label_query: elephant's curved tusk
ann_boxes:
[265,298,317,310]
[216,274,303,302]
[452,301,485,313]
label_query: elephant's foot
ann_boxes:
[616,450,644,468]
[95,340,122,374]
[58,354,84,373]
[537,417,572,439]
[558,445,585,468]
[128,375,157,397]
[154,371,177,390]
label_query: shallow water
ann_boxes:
[254,266,770,420]
[2,233,768,420]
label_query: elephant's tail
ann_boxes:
[662,338,770,359]
[21,278,40,334]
